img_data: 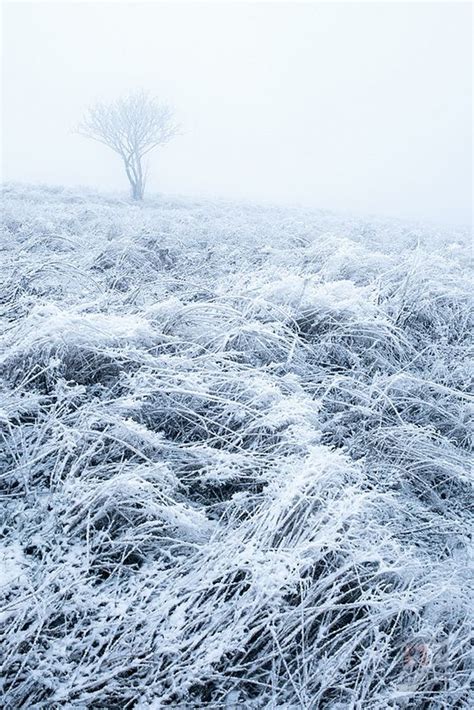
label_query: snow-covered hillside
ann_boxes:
[1,183,472,708]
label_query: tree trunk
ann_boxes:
[134,156,145,200]
[131,181,143,200]
[124,154,144,200]
[134,178,144,200]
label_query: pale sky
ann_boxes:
[2,1,472,225]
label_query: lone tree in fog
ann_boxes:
[78,90,179,200]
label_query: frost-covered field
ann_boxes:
[0,183,472,708]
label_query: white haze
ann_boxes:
[2,1,472,225]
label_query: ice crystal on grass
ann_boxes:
[0,183,472,708]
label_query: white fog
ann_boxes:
[2,1,472,224]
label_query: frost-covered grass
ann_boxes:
[0,182,472,708]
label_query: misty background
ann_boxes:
[2,1,472,226]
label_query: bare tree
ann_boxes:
[78,91,179,200]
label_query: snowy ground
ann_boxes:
[0,183,472,708]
